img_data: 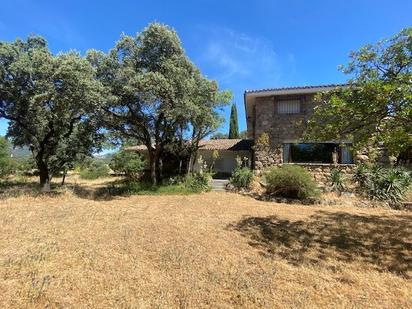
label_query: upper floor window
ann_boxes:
[277,99,301,114]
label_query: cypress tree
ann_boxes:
[228,104,239,139]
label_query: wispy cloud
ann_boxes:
[198,26,280,85]
[190,25,300,132]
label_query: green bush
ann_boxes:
[230,167,254,189]
[110,150,146,179]
[80,160,111,180]
[265,165,319,199]
[353,163,369,187]
[330,168,346,193]
[97,178,205,197]
[184,172,212,193]
[15,157,37,175]
[354,165,412,206]
[0,137,13,177]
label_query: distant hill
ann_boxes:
[1,137,32,161]
[9,145,31,161]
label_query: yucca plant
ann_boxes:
[355,164,412,206]
[353,163,369,187]
[330,168,346,194]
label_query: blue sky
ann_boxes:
[0,0,411,137]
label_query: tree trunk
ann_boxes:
[39,168,51,193]
[158,158,163,181]
[149,153,157,186]
[61,169,67,186]
[187,154,193,175]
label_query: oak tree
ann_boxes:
[0,36,103,191]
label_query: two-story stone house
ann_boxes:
[129,84,356,178]
[244,84,354,172]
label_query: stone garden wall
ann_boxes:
[297,163,355,188]
[258,163,356,189]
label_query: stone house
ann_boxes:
[244,84,355,182]
[128,84,358,179]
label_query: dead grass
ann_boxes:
[0,176,411,308]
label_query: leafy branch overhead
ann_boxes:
[305,27,412,156]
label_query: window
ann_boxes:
[277,99,300,114]
[283,143,353,164]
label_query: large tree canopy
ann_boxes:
[0,36,103,191]
[305,27,412,157]
[89,23,230,184]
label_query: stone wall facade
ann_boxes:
[250,92,391,175]
[253,94,315,171]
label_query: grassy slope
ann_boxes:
[0,178,411,308]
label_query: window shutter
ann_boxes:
[277,99,301,114]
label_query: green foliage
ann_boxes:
[210,132,228,139]
[99,173,211,196]
[330,168,346,193]
[74,155,94,173]
[0,36,103,190]
[184,172,212,193]
[15,157,37,174]
[230,167,254,189]
[98,180,194,196]
[0,137,13,177]
[239,130,248,139]
[354,165,412,206]
[265,165,319,199]
[254,132,269,150]
[229,104,239,139]
[305,27,412,157]
[210,130,246,140]
[88,23,231,185]
[109,150,145,179]
[353,163,369,187]
[80,160,110,180]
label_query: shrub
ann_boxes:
[184,172,212,193]
[265,165,319,199]
[353,163,369,187]
[355,165,412,206]
[110,150,145,179]
[0,137,13,177]
[330,168,346,193]
[230,167,254,189]
[96,178,201,197]
[80,160,111,180]
[74,155,94,173]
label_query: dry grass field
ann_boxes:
[0,176,411,308]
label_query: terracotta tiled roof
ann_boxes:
[198,139,252,151]
[124,139,252,152]
[244,83,348,94]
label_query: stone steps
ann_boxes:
[211,179,229,192]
